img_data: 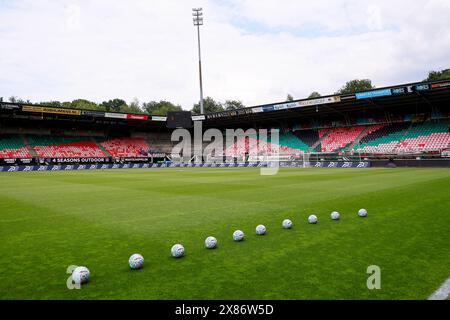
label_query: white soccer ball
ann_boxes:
[331,211,340,220]
[171,244,185,258]
[233,230,245,241]
[205,236,217,249]
[256,224,266,235]
[72,266,90,284]
[128,253,144,269]
[358,208,368,217]
[282,219,293,229]
[308,215,318,224]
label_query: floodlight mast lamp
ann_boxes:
[192,7,204,114]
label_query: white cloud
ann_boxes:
[0,0,449,109]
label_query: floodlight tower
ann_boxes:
[192,7,204,114]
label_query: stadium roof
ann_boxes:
[1,78,450,129]
[204,78,450,127]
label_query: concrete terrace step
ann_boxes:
[92,138,112,157]
[22,135,38,157]
[347,126,373,152]
[308,129,331,153]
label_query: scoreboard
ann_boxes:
[166,111,193,128]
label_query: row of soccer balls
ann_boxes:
[71,208,368,284]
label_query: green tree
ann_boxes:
[337,79,375,94]
[224,100,245,110]
[119,104,143,114]
[191,97,224,114]
[40,100,63,107]
[70,99,99,110]
[8,96,29,103]
[9,96,30,103]
[61,101,74,108]
[308,92,321,98]
[286,94,294,101]
[119,98,143,114]
[424,69,450,81]
[142,100,182,115]
[100,99,127,112]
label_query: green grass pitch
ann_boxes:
[0,167,449,299]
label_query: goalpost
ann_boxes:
[247,152,311,168]
[203,151,313,168]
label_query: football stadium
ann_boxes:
[1,78,450,301]
[1,2,450,313]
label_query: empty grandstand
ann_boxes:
[1,78,450,168]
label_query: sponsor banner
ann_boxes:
[1,158,18,165]
[414,83,431,92]
[271,96,341,111]
[206,108,254,119]
[126,114,149,121]
[81,110,106,117]
[0,161,371,172]
[104,112,128,119]
[356,89,392,100]
[19,158,33,164]
[47,157,110,164]
[120,157,150,163]
[0,158,34,165]
[262,105,275,113]
[279,161,304,168]
[259,96,342,114]
[235,108,254,116]
[192,115,206,121]
[340,95,356,100]
[207,111,231,119]
[149,152,165,158]
[152,116,167,122]
[1,103,20,110]
[391,86,414,95]
[298,96,341,107]
[205,98,353,118]
[311,161,370,168]
[273,101,300,111]
[22,105,82,115]
[431,81,450,89]
[0,164,149,172]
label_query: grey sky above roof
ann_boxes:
[0,0,449,109]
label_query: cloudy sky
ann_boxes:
[1,0,449,109]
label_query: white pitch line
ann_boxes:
[428,276,450,300]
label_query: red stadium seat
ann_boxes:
[100,138,150,157]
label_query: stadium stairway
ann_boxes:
[309,129,331,153]
[92,137,112,157]
[277,132,310,153]
[353,123,410,153]
[344,127,371,152]
[22,135,38,157]
[293,130,320,152]
[394,120,450,153]
[392,122,414,153]
[256,132,308,154]
[346,124,385,152]
[0,134,32,158]
[350,121,450,153]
